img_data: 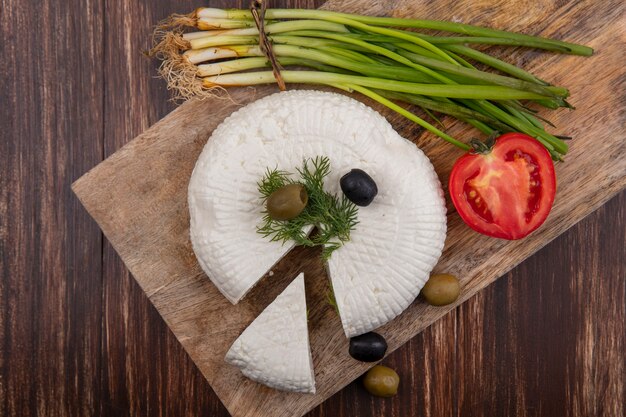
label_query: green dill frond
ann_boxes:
[256,156,359,260]
[297,156,331,193]
[321,242,341,261]
[257,167,292,199]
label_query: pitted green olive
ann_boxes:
[266,184,308,221]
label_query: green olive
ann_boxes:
[363,365,400,397]
[422,273,460,306]
[266,184,308,221]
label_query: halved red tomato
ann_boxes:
[449,133,556,240]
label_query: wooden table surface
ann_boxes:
[1,0,623,416]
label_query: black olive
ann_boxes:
[349,332,387,362]
[340,169,378,207]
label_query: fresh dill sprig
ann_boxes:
[256,156,359,260]
[257,168,293,198]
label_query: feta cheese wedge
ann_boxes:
[189,90,446,336]
[225,273,315,393]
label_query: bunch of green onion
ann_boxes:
[151,7,593,159]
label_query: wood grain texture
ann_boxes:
[0,0,105,416]
[1,0,624,416]
[100,1,217,416]
[457,194,625,417]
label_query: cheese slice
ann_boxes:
[189,90,446,335]
[225,273,315,393]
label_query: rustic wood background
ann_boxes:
[0,0,623,416]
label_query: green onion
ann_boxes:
[150,7,593,159]
[194,19,349,41]
[440,44,549,85]
[202,71,552,100]
[349,85,471,150]
[197,8,593,56]
[393,47,566,98]
[196,18,257,30]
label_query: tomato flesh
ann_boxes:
[449,133,556,240]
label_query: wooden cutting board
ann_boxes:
[72,1,625,416]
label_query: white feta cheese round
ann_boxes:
[189,90,447,337]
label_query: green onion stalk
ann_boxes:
[150,6,593,159]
